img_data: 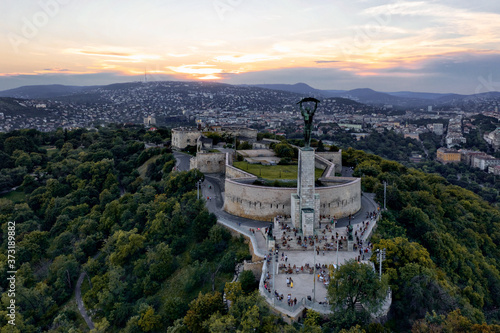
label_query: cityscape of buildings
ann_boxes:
[1,81,500,174]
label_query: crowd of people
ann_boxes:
[259,209,380,311]
[279,262,314,274]
[272,209,378,253]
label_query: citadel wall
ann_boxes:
[171,128,201,149]
[316,151,342,174]
[189,152,226,173]
[223,178,361,222]
[223,127,258,140]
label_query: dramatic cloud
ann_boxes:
[222,51,500,94]
[1,1,500,92]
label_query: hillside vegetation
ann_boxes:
[345,148,500,331]
[1,128,500,332]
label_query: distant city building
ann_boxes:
[445,116,466,148]
[428,106,432,112]
[404,133,420,141]
[483,128,500,152]
[221,125,258,141]
[460,150,488,167]
[352,133,369,141]
[446,134,466,148]
[144,115,156,126]
[338,123,363,131]
[472,155,500,170]
[436,147,461,164]
[433,123,444,136]
[488,165,500,175]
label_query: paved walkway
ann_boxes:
[75,272,94,330]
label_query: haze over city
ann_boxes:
[1,0,500,93]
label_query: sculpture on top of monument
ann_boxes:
[297,97,320,148]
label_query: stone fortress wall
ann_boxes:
[189,152,226,174]
[171,128,201,149]
[172,126,258,150]
[222,127,258,140]
[316,151,342,174]
[223,151,361,222]
[223,179,361,222]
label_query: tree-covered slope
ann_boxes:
[0,126,250,332]
[345,148,500,330]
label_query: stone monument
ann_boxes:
[291,98,321,236]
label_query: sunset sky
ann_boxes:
[1,0,500,93]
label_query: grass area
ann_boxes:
[233,161,324,180]
[137,155,161,178]
[0,189,26,202]
[41,145,58,157]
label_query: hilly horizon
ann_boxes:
[1,81,500,109]
[0,84,103,99]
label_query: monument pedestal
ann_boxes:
[291,147,320,237]
[291,194,300,230]
[302,208,315,236]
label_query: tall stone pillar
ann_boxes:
[291,147,319,236]
[298,148,315,209]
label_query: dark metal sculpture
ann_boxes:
[297,97,320,147]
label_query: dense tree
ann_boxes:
[272,142,296,159]
[411,309,500,333]
[328,259,389,316]
[183,292,226,333]
[239,270,259,294]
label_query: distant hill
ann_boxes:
[0,97,42,117]
[385,91,453,100]
[0,84,101,99]
[3,81,500,110]
[337,88,405,105]
[252,83,335,96]
[252,84,415,107]
[435,91,500,103]
[252,83,500,108]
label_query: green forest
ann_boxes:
[1,127,500,332]
[0,126,254,332]
[346,148,500,331]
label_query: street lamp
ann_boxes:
[196,179,203,200]
[383,181,387,210]
[336,237,339,269]
[376,248,386,280]
[273,251,276,307]
[313,234,316,304]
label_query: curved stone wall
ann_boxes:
[223,178,361,222]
